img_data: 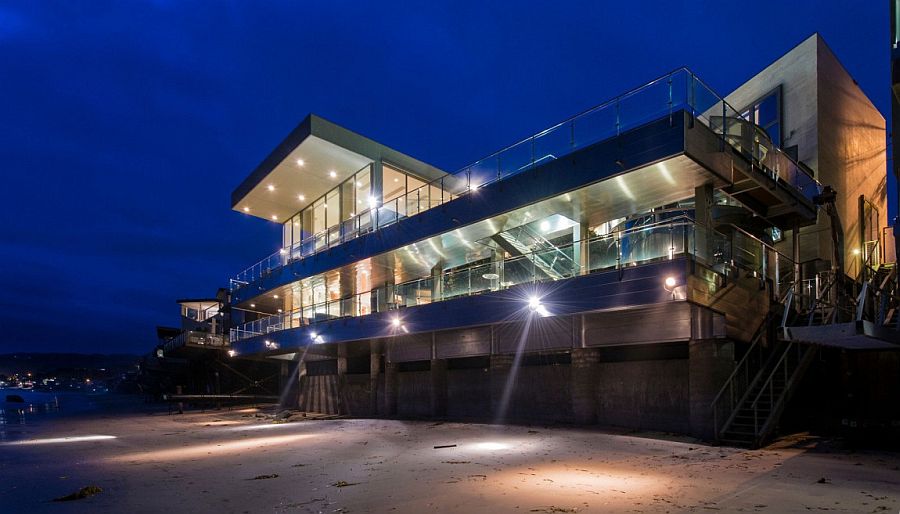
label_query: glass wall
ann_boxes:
[283,164,372,254]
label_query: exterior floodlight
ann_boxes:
[527,296,551,317]
[309,332,317,339]
[227,350,236,357]
[391,317,401,327]
[664,276,677,289]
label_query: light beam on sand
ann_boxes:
[471,441,513,451]
[110,433,315,462]
[4,435,117,445]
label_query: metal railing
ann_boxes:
[230,67,820,291]
[163,331,228,353]
[230,216,698,342]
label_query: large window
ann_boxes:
[740,88,781,146]
[282,164,372,252]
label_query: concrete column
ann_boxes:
[489,354,515,417]
[695,184,714,262]
[688,339,734,440]
[571,348,601,424]
[573,220,590,275]
[793,222,802,292]
[370,341,382,416]
[383,361,398,416]
[430,359,448,417]
[297,359,308,411]
[336,345,347,414]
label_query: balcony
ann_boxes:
[230,216,797,345]
[230,67,819,295]
[163,330,228,354]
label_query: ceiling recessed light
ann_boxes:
[249,303,256,308]
[329,170,337,178]
[298,194,305,201]
[323,204,328,209]
[267,184,275,191]
[356,181,362,187]
[271,215,278,221]
[296,158,305,167]
[273,294,279,299]
[243,206,250,212]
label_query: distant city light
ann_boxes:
[664,276,677,289]
[227,350,237,357]
[391,317,401,327]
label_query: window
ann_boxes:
[740,88,781,146]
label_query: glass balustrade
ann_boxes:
[231,68,819,293]
[231,216,800,344]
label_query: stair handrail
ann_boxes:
[749,343,818,446]
[710,313,771,439]
[748,340,804,440]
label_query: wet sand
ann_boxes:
[0,404,898,513]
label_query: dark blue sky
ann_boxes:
[0,1,892,354]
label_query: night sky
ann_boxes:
[0,1,893,355]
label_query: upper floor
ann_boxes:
[230,67,821,302]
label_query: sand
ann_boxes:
[0,405,898,513]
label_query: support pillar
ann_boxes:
[430,359,448,417]
[370,341,382,416]
[793,222,802,292]
[695,183,714,262]
[336,344,347,414]
[383,361,398,416]
[571,348,601,424]
[489,354,514,419]
[688,339,734,440]
[297,359,308,411]
[574,220,590,275]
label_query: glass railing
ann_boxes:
[230,68,820,292]
[230,216,800,344]
[231,216,693,342]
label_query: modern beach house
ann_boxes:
[224,34,898,446]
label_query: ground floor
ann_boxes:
[2,407,898,513]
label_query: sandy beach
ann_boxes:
[0,401,898,513]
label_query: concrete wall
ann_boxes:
[446,368,491,418]
[396,370,432,417]
[595,358,690,433]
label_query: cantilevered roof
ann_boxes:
[176,298,221,311]
[232,114,447,222]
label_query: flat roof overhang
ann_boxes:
[232,114,447,222]
[233,110,818,308]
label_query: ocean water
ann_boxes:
[0,388,113,441]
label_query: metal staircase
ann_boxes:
[716,337,818,447]
[711,258,900,448]
[491,225,577,280]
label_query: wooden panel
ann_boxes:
[434,326,492,359]
[387,333,432,363]
[583,303,692,347]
